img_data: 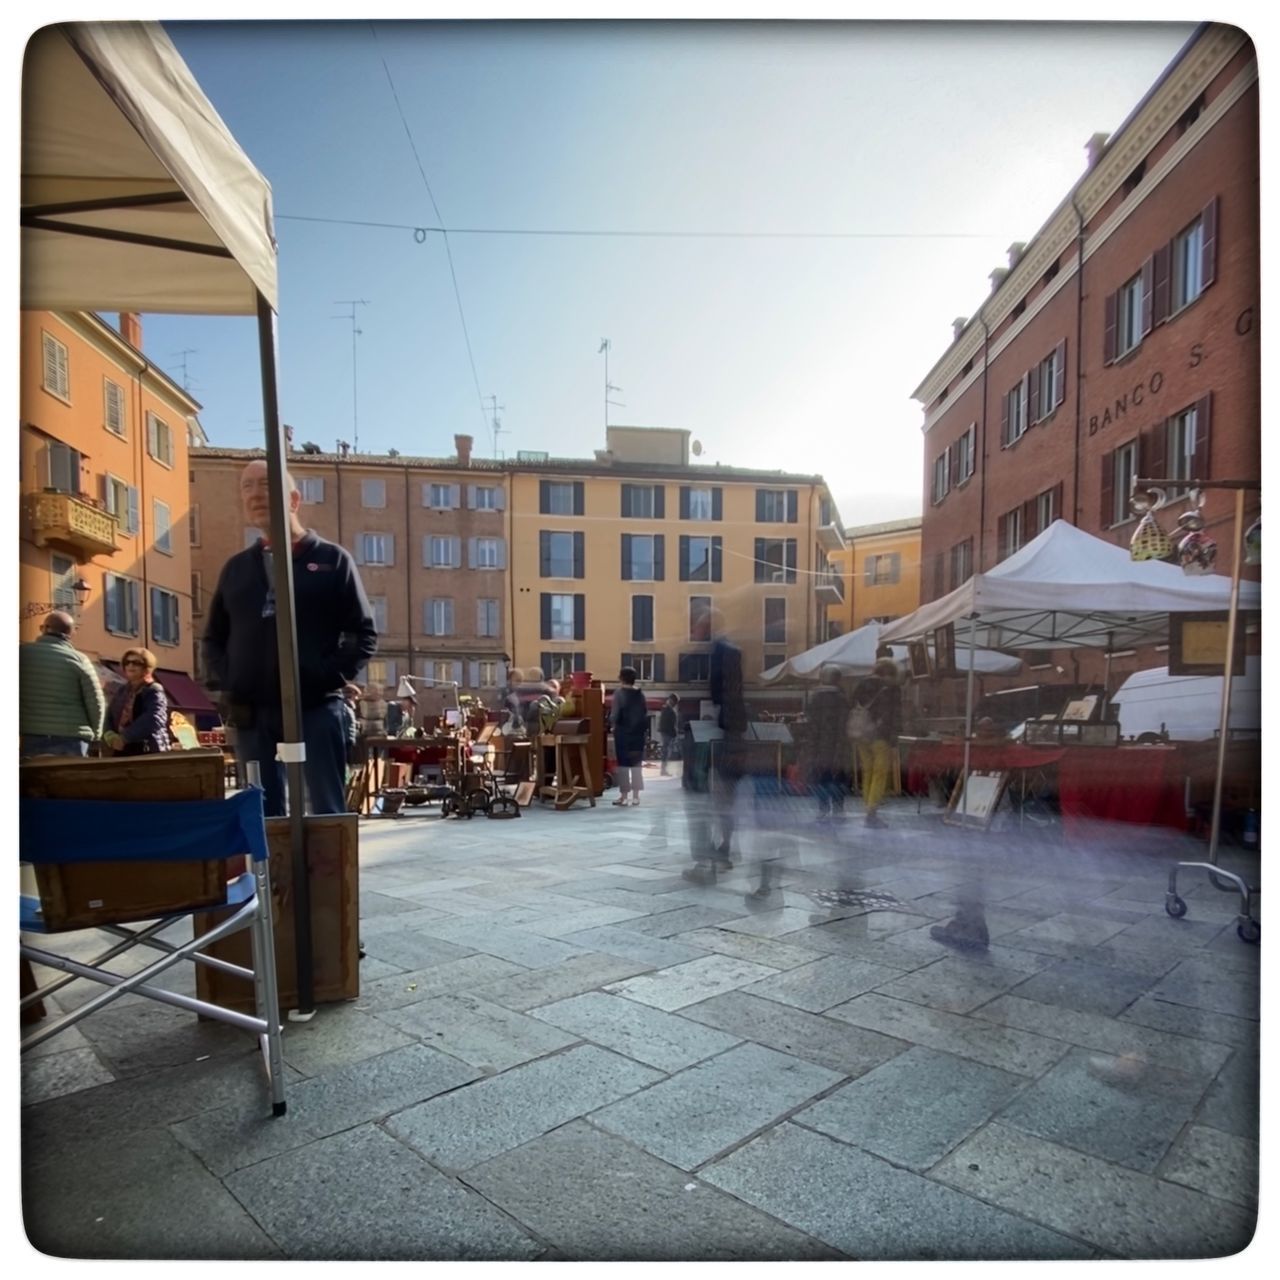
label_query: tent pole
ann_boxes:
[258,293,315,1017]
[1206,487,1245,867]
[961,614,977,819]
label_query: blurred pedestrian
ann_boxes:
[658,693,679,776]
[610,666,648,806]
[849,657,902,828]
[19,610,105,758]
[806,664,851,820]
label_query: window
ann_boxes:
[1166,405,1200,493]
[42,332,70,400]
[478,660,499,688]
[472,537,503,569]
[477,598,500,638]
[680,535,721,582]
[689,596,713,642]
[426,597,454,636]
[540,530,583,579]
[931,450,951,504]
[366,659,390,688]
[541,652,586,681]
[998,505,1025,561]
[546,593,576,641]
[756,488,798,523]
[764,652,787,671]
[865,553,901,585]
[191,571,204,617]
[623,654,657,682]
[153,500,172,554]
[427,535,460,568]
[684,487,714,521]
[104,573,140,636]
[754,538,796,583]
[188,504,201,546]
[45,440,83,495]
[632,595,654,643]
[104,379,126,436]
[299,476,325,504]
[471,485,499,511]
[622,533,663,582]
[150,587,180,646]
[764,598,787,646]
[1035,485,1060,534]
[103,475,139,535]
[678,652,711,683]
[621,484,663,518]
[361,478,386,508]
[359,533,393,565]
[949,539,974,590]
[432,660,454,685]
[1004,376,1029,445]
[1172,217,1205,312]
[1116,272,1144,358]
[51,553,77,611]
[955,424,976,483]
[1105,440,1139,528]
[1035,347,1060,421]
[146,413,174,467]
[540,480,582,516]
[426,482,458,509]
[369,596,388,634]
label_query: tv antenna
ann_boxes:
[598,337,625,427]
[170,349,198,392]
[484,394,507,458]
[332,299,369,452]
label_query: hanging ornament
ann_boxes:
[1177,528,1218,575]
[1129,510,1174,562]
[1244,516,1261,566]
[1128,486,1166,516]
[1176,509,1206,533]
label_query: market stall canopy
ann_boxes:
[21,22,278,315]
[759,621,1022,683]
[878,520,1261,652]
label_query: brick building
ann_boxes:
[914,23,1259,685]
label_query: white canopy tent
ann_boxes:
[21,23,318,1012]
[759,622,1023,683]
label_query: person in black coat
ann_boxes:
[610,667,649,806]
[103,647,171,756]
[657,693,679,776]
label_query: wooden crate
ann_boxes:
[193,814,360,1012]
[20,752,228,931]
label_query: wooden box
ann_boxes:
[20,752,228,931]
[193,814,360,1012]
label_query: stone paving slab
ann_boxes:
[22,1045,118,1106]
[740,954,903,1013]
[353,954,529,1012]
[716,905,825,937]
[1143,956,1261,1021]
[826,993,1070,1077]
[384,1044,662,1171]
[1005,958,1158,1019]
[224,1124,543,1260]
[281,1005,416,1078]
[1008,911,1136,948]
[1156,1123,1259,1211]
[931,1121,1255,1259]
[1192,1047,1258,1140]
[342,927,475,972]
[873,954,1045,1014]
[794,1045,1028,1171]
[24,1127,282,1259]
[412,919,593,969]
[678,926,828,970]
[700,1122,1093,1260]
[466,951,655,1011]
[560,924,710,968]
[681,990,910,1079]
[463,1119,841,1260]
[590,1041,843,1170]
[603,953,780,1011]
[531,991,742,1072]
[611,903,745,937]
[511,904,652,938]
[356,906,462,939]
[1118,995,1260,1050]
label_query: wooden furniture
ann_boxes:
[537,731,597,810]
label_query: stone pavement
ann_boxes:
[20,767,1261,1260]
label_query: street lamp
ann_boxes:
[22,575,92,620]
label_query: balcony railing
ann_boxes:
[25,490,119,560]
[815,568,845,604]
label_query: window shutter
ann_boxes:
[947,440,959,485]
[495,660,508,688]
[476,600,487,635]
[654,535,665,581]
[1144,419,1167,485]
[1028,362,1041,424]
[573,652,586,672]
[1000,388,1010,446]
[1100,452,1115,528]
[785,539,797,582]
[1053,340,1067,410]
[540,652,553,680]
[654,486,665,519]
[711,537,723,582]
[354,538,365,566]
[786,490,798,523]
[452,537,463,568]
[1141,254,1155,336]
[711,488,723,521]
[678,653,691,683]
[1103,290,1118,363]
[1152,243,1172,325]
[620,652,631,673]
[573,531,585,578]
[539,480,551,514]
[755,490,766,522]
[387,534,396,567]
[539,531,552,577]
[1192,392,1212,480]
[147,415,158,458]
[449,484,461,509]
[621,533,633,581]
[468,660,480,689]
[127,486,139,535]
[1021,498,1037,544]
[620,484,631,517]
[452,660,464,688]
[494,486,506,511]
[540,594,552,640]
[654,654,666,683]
[467,484,477,509]
[573,594,586,642]
[996,513,1009,560]
[468,536,479,568]
[573,481,585,516]
[865,555,875,586]
[1051,481,1064,524]
[679,486,690,519]
[1200,196,1218,289]
[931,554,944,600]
[754,537,766,583]
[496,538,507,570]
[679,535,691,581]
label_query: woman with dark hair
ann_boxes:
[610,666,649,806]
[103,647,171,756]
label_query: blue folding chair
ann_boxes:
[20,787,287,1116]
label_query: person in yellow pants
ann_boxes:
[850,658,902,828]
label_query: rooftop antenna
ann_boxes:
[332,300,369,452]
[170,349,198,392]
[484,393,506,458]
[598,337,625,428]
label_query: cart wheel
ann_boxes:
[1236,918,1260,944]
[1165,895,1188,918]
[466,790,492,817]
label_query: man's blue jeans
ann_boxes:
[20,735,89,760]
[235,698,348,817]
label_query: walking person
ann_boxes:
[849,657,902,828]
[610,666,649,806]
[806,664,851,820]
[203,460,377,816]
[657,693,679,776]
[103,647,171,755]
[19,610,106,759]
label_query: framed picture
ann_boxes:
[908,639,932,679]
[943,770,1008,829]
[1169,611,1248,677]
[513,780,537,807]
[932,624,957,675]
[1061,694,1100,722]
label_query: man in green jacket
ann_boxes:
[19,611,106,759]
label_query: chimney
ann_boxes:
[454,434,473,467]
[1085,132,1109,170]
[1007,242,1027,270]
[989,267,1009,293]
[118,312,142,349]
[952,316,968,341]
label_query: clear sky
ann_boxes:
[141,19,1197,527]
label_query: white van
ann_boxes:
[1111,657,1260,742]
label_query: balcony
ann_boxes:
[815,567,845,605]
[25,490,119,561]
[817,520,847,552]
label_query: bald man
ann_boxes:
[203,460,377,815]
[20,610,106,758]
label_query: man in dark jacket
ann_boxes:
[806,664,851,819]
[204,461,377,816]
[657,694,679,775]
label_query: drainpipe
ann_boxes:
[134,361,152,648]
[404,464,414,682]
[1070,190,1087,525]
[977,305,991,572]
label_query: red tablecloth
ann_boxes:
[905,742,1064,794]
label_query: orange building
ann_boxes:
[19,310,212,716]
[828,516,922,634]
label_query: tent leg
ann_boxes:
[258,292,315,1017]
[960,615,977,822]
[1206,488,1245,868]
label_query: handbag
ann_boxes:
[846,685,884,742]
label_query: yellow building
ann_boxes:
[828,516,922,634]
[19,310,212,715]
[509,427,845,697]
